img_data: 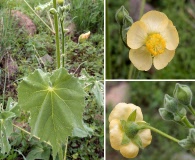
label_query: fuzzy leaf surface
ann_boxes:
[17,68,85,159]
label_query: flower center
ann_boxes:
[48,86,54,92]
[145,33,166,56]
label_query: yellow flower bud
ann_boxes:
[109,103,152,158]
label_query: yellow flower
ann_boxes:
[78,31,91,43]
[127,11,179,71]
[109,103,152,158]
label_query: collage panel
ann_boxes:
[106,0,195,79]
[0,0,104,159]
[106,81,195,160]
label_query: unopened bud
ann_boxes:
[173,83,192,106]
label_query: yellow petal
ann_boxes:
[138,129,152,148]
[129,47,152,71]
[109,119,123,150]
[120,142,139,158]
[140,11,169,33]
[127,21,147,49]
[109,103,143,122]
[161,23,179,50]
[153,49,175,70]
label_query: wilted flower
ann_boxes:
[78,31,91,43]
[109,103,152,158]
[127,11,179,71]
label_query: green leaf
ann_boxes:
[26,143,51,160]
[72,122,93,138]
[92,81,103,107]
[0,111,15,154]
[17,68,85,159]
[121,133,130,145]
[127,109,136,122]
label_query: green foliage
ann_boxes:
[70,0,104,33]
[0,111,15,154]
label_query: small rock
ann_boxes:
[39,54,53,64]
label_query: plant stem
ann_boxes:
[139,0,146,19]
[2,72,6,107]
[23,0,54,34]
[53,0,61,68]
[13,124,52,147]
[106,0,111,79]
[146,125,180,143]
[181,116,194,128]
[188,105,195,116]
[60,20,65,67]
[64,137,69,160]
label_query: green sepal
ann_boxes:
[132,135,143,149]
[164,94,178,113]
[159,108,174,121]
[120,120,126,130]
[121,133,131,145]
[178,128,195,150]
[127,109,136,122]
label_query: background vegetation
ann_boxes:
[106,0,195,79]
[106,81,195,160]
[0,0,104,159]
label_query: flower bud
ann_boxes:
[49,8,57,15]
[173,83,192,106]
[57,0,64,6]
[115,6,133,26]
[164,94,178,113]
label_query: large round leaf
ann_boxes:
[17,68,85,159]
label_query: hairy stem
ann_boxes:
[60,20,65,67]
[53,0,61,68]
[146,125,180,143]
[181,116,194,128]
[13,124,52,147]
[188,105,195,116]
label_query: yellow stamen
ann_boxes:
[145,33,166,56]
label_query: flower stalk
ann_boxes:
[145,125,180,143]
[53,0,61,69]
